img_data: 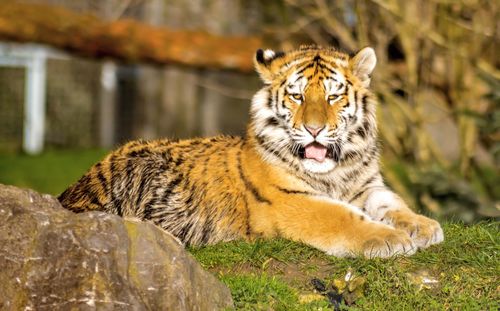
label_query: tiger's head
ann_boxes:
[250,45,378,174]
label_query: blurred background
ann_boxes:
[0,0,498,223]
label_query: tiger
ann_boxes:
[58,45,443,258]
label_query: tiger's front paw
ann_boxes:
[361,227,416,258]
[384,210,444,248]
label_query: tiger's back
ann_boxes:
[59,136,250,246]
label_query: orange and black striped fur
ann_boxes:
[59,46,443,258]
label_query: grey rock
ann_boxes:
[0,184,233,310]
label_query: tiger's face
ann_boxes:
[251,46,377,174]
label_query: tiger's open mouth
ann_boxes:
[298,142,338,162]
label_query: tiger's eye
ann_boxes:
[328,94,339,101]
[291,94,303,101]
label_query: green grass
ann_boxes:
[1,150,498,309]
[0,149,107,195]
[191,222,499,310]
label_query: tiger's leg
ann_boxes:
[362,188,444,248]
[254,195,416,258]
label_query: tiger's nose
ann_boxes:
[304,125,325,137]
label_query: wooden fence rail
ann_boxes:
[0,3,262,72]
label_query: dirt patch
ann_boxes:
[208,257,335,291]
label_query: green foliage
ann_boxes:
[383,161,500,223]
[384,162,499,223]
[191,223,499,310]
[477,71,500,164]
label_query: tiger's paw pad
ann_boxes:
[361,229,416,258]
[385,211,444,249]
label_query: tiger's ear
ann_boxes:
[350,47,377,87]
[254,49,285,84]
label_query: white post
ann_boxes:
[99,61,117,148]
[23,50,47,154]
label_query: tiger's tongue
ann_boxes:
[304,143,327,162]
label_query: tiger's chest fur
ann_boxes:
[59,45,384,247]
